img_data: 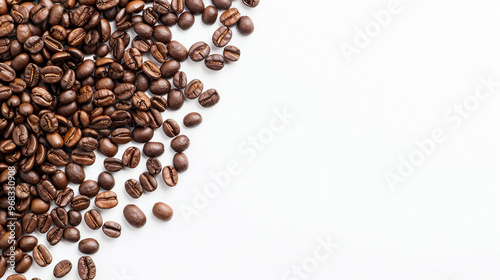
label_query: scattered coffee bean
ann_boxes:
[53,260,72,278]
[184,112,203,127]
[123,204,147,228]
[153,202,174,221]
[79,238,100,254]
[102,221,122,238]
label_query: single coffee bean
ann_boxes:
[212,0,231,9]
[71,149,96,166]
[171,135,190,153]
[167,41,188,61]
[40,65,63,83]
[125,179,143,199]
[184,112,203,127]
[46,226,63,245]
[237,15,254,35]
[126,0,145,13]
[104,157,123,172]
[189,42,210,61]
[79,180,100,197]
[122,146,141,168]
[146,157,162,175]
[123,204,147,228]
[163,119,180,137]
[134,22,154,39]
[62,227,80,242]
[171,0,184,14]
[150,78,171,95]
[78,238,99,254]
[160,59,181,78]
[224,45,241,61]
[22,213,37,234]
[139,172,158,192]
[95,191,118,209]
[185,79,204,99]
[185,0,204,14]
[78,256,96,280]
[154,0,171,14]
[53,260,72,278]
[153,25,172,43]
[18,236,37,252]
[153,202,173,221]
[178,12,195,30]
[37,213,52,233]
[202,6,218,25]
[173,152,189,172]
[123,48,143,71]
[220,7,241,26]
[68,210,82,226]
[33,244,52,267]
[212,26,232,47]
[162,165,179,187]
[14,254,32,273]
[167,89,184,110]
[84,209,103,230]
[97,172,114,191]
[242,0,259,7]
[65,162,85,184]
[143,142,165,157]
[55,187,74,207]
[51,207,68,228]
[142,60,162,79]
[150,42,168,63]
[152,95,168,111]
[72,195,91,211]
[98,137,118,157]
[132,126,154,143]
[205,54,225,70]
[102,221,121,238]
[173,71,187,89]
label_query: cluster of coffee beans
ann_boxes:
[0,0,258,278]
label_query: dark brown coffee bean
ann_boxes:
[162,165,178,187]
[0,63,16,82]
[134,22,154,39]
[97,172,114,191]
[160,12,178,26]
[220,7,240,26]
[147,157,162,175]
[178,12,195,30]
[126,0,145,13]
[139,172,158,192]
[162,118,180,137]
[104,157,123,172]
[33,244,52,267]
[68,210,82,226]
[22,213,38,234]
[143,7,159,25]
[51,207,68,228]
[97,0,119,10]
[173,152,189,172]
[95,191,118,209]
[71,195,91,211]
[55,187,74,207]
[153,0,171,14]
[125,179,143,198]
[53,259,72,278]
[172,71,187,89]
[171,0,184,14]
[46,226,63,245]
[153,202,173,221]
[151,42,168,63]
[184,112,203,127]
[171,135,190,152]
[102,221,121,238]
[37,213,52,233]
[242,0,259,7]
[160,59,181,78]
[185,79,204,99]
[167,41,188,61]
[212,0,231,9]
[167,89,184,110]
[123,47,143,70]
[212,26,232,47]
[84,209,103,230]
[224,45,241,61]
[143,142,165,157]
[24,36,44,54]
[131,91,151,111]
[142,60,161,79]
[78,137,98,152]
[189,41,210,62]
[78,238,99,254]
[65,162,85,184]
[62,227,80,242]
[123,204,146,228]
[78,256,96,280]
[14,254,32,273]
[150,78,171,95]
[122,146,141,168]
[71,149,96,166]
[202,6,218,25]
[131,126,154,143]
[153,25,172,43]
[237,15,254,35]
[205,54,225,70]
[98,137,118,156]
[37,180,57,202]
[18,236,37,252]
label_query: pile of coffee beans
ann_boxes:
[0,0,258,278]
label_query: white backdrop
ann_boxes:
[17,0,500,279]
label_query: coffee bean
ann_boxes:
[185,0,204,14]
[71,195,91,211]
[162,165,179,187]
[144,142,165,157]
[139,172,158,192]
[79,180,99,197]
[189,42,210,62]
[55,187,74,207]
[142,60,162,79]
[84,209,103,230]
[151,42,168,63]
[160,59,181,78]
[51,207,68,228]
[171,0,184,14]
[150,78,171,95]
[95,191,118,209]
[163,119,181,137]
[62,227,80,242]
[173,152,189,172]
[37,213,52,234]
[78,238,99,254]
[224,45,240,61]
[205,54,225,70]
[153,202,173,221]
[102,221,121,238]
[242,0,259,7]
[178,12,195,30]
[134,22,154,39]
[68,210,82,226]
[65,162,85,184]
[184,112,203,128]
[98,137,118,157]
[18,235,38,251]
[46,226,63,245]
[153,25,172,43]
[6,275,27,280]
[237,16,254,35]
[123,47,143,70]
[147,157,162,175]
[212,0,231,9]
[185,79,204,99]
[220,7,241,26]
[33,244,52,267]
[167,89,184,110]
[171,135,190,153]
[104,157,123,172]
[126,0,145,13]
[167,40,188,61]
[14,254,32,273]
[123,204,147,228]
[125,179,143,198]
[78,256,96,280]
[131,126,154,142]
[122,146,141,168]
[53,260,72,278]
[202,6,218,25]
[212,26,232,47]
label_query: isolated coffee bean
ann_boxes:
[202,6,218,25]
[205,54,225,70]
[84,209,103,230]
[72,195,91,211]
[162,165,178,187]
[163,119,180,137]
[178,12,195,30]
[46,226,63,246]
[68,210,82,226]
[95,191,118,209]
[167,89,184,110]
[62,227,80,243]
[79,238,99,254]
[104,157,123,172]
[144,142,165,157]
[139,172,158,192]
[80,180,100,197]
[14,254,32,273]
[125,179,143,199]
[220,8,241,26]
[51,207,68,228]
[102,221,121,238]
[212,0,232,9]
[153,202,173,221]
[185,79,204,99]
[237,16,254,35]
[146,157,162,175]
[65,162,85,184]
[53,260,72,278]
[78,256,96,280]
[212,26,232,47]
[173,152,189,172]
[224,45,240,61]
[189,41,210,61]
[98,137,118,157]
[167,41,188,61]
[171,135,190,153]
[123,204,147,228]
[184,112,203,127]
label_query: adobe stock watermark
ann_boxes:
[340,0,404,63]
[385,74,500,190]
[282,237,339,280]
[179,107,295,224]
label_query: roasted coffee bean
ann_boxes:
[199,89,220,107]
[220,7,241,26]
[202,6,218,25]
[212,26,232,47]
[22,213,38,234]
[124,47,143,70]
[131,126,154,143]
[71,149,96,165]
[79,180,100,197]
[84,209,103,230]
[71,195,91,211]
[153,0,171,14]
[185,79,204,99]
[32,198,50,214]
[37,213,52,233]
[123,204,146,228]
[95,191,118,209]
[150,78,171,95]
[46,226,63,246]
[151,95,168,112]
[170,0,184,14]
[6,275,27,280]
[14,254,32,273]
[173,152,189,172]
[102,221,121,238]
[122,146,141,168]
[51,207,68,228]
[0,63,16,82]
[24,36,44,54]
[65,162,85,184]
[62,227,80,242]
[242,0,259,7]
[224,45,241,61]
[33,244,52,267]
[205,54,225,70]
[104,157,123,172]
[143,7,159,25]
[147,157,162,175]
[144,142,165,157]
[98,137,118,156]
[125,179,143,198]
[172,71,187,89]
[237,16,254,35]
[139,172,158,192]
[160,59,181,78]
[178,12,195,30]
[131,90,151,111]
[97,0,119,10]
[189,41,210,61]
[162,165,178,187]
[18,236,38,251]
[142,60,161,79]
[126,0,145,13]
[167,41,188,61]
[184,112,203,127]
[167,89,184,110]
[162,118,180,137]
[212,0,231,9]
[171,135,190,152]
[153,202,173,221]
[78,238,99,254]
[78,256,96,280]
[78,137,98,152]
[53,259,72,278]
[134,22,153,39]
[68,210,82,226]
[97,171,115,190]
[153,25,172,43]
[55,187,74,207]
[37,180,57,202]
[151,42,168,63]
